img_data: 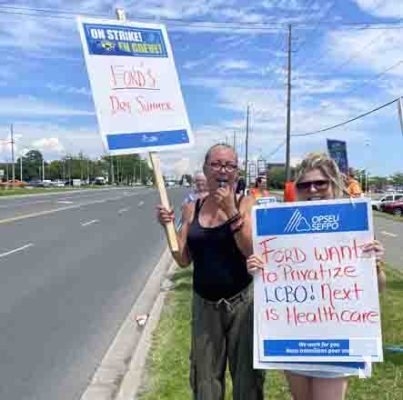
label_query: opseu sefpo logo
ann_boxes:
[284,209,340,233]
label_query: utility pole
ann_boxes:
[285,24,292,181]
[10,124,15,182]
[398,97,403,138]
[244,104,250,187]
[111,157,115,185]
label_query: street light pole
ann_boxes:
[285,24,292,181]
[244,104,250,187]
[10,124,15,182]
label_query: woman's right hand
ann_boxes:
[156,205,175,226]
[246,254,265,273]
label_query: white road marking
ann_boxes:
[381,230,397,238]
[0,243,34,259]
[138,201,144,207]
[81,219,99,227]
[0,192,142,225]
[57,201,74,204]
[118,207,130,214]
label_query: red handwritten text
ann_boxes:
[286,306,379,326]
[281,264,357,282]
[135,96,173,113]
[110,95,131,114]
[259,237,306,264]
[321,282,364,308]
[314,239,363,263]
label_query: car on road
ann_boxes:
[382,199,403,217]
[371,192,403,211]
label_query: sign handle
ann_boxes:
[149,152,179,253]
[114,8,179,254]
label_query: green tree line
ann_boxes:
[0,150,153,184]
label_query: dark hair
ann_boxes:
[204,143,238,165]
[254,176,265,187]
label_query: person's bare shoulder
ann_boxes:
[239,194,256,213]
[181,201,196,224]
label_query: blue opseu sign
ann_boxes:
[83,23,168,57]
[256,202,368,236]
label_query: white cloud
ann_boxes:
[0,96,94,117]
[0,121,103,161]
[216,59,251,71]
[46,83,91,96]
[326,28,403,77]
[354,0,403,18]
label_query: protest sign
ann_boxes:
[252,198,383,364]
[77,17,193,155]
[327,139,348,175]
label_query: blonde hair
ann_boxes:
[294,152,346,198]
[204,143,238,165]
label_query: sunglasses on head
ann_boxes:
[295,180,330,191]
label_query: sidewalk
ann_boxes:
[134,266,403,400]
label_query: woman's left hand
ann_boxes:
[361,240,384,262]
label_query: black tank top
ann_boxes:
[187,197,252,301]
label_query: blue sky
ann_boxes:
[0,0,402,178]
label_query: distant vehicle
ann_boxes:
[94,177,106,185]
[27,180,45,187]
[372,192,403,211]
[0,179,27,188]
[51,180,65,187]
[383,199,403,217]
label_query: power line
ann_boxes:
[292,97,399,137]
[1,5,403,31]
[266,97,400,158]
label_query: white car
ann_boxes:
[372,192,403,211]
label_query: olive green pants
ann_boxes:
[190,284,265,400]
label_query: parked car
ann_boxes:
[371,192,403,211]
[0,179,27,187]
[383,199,403,217]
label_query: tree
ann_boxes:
[390,172,403,187]
[22,150,44,180]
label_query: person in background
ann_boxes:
[249,176,270,199]
[346,167,363,198]
[182,171,209,206]
[157,143,264,400]
[236,176,246,195]
[247,152,386,400]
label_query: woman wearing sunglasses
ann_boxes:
[247,152,386,400]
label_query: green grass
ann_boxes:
[138,267,403,400]
[373,210,403,223]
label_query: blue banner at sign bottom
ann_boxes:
[106,129,190,150]
[264,339,351,357]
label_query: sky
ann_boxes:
[0,0,403,178]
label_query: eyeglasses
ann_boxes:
[208,161,238,172]
[295,180,330,191]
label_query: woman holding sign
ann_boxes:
[157,143,264,400]
[247,152,386,400]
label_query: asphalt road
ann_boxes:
[373,213,403,271]
[0,186,185,400]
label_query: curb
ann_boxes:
[80,247,175,400]
[116,260,177,400]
